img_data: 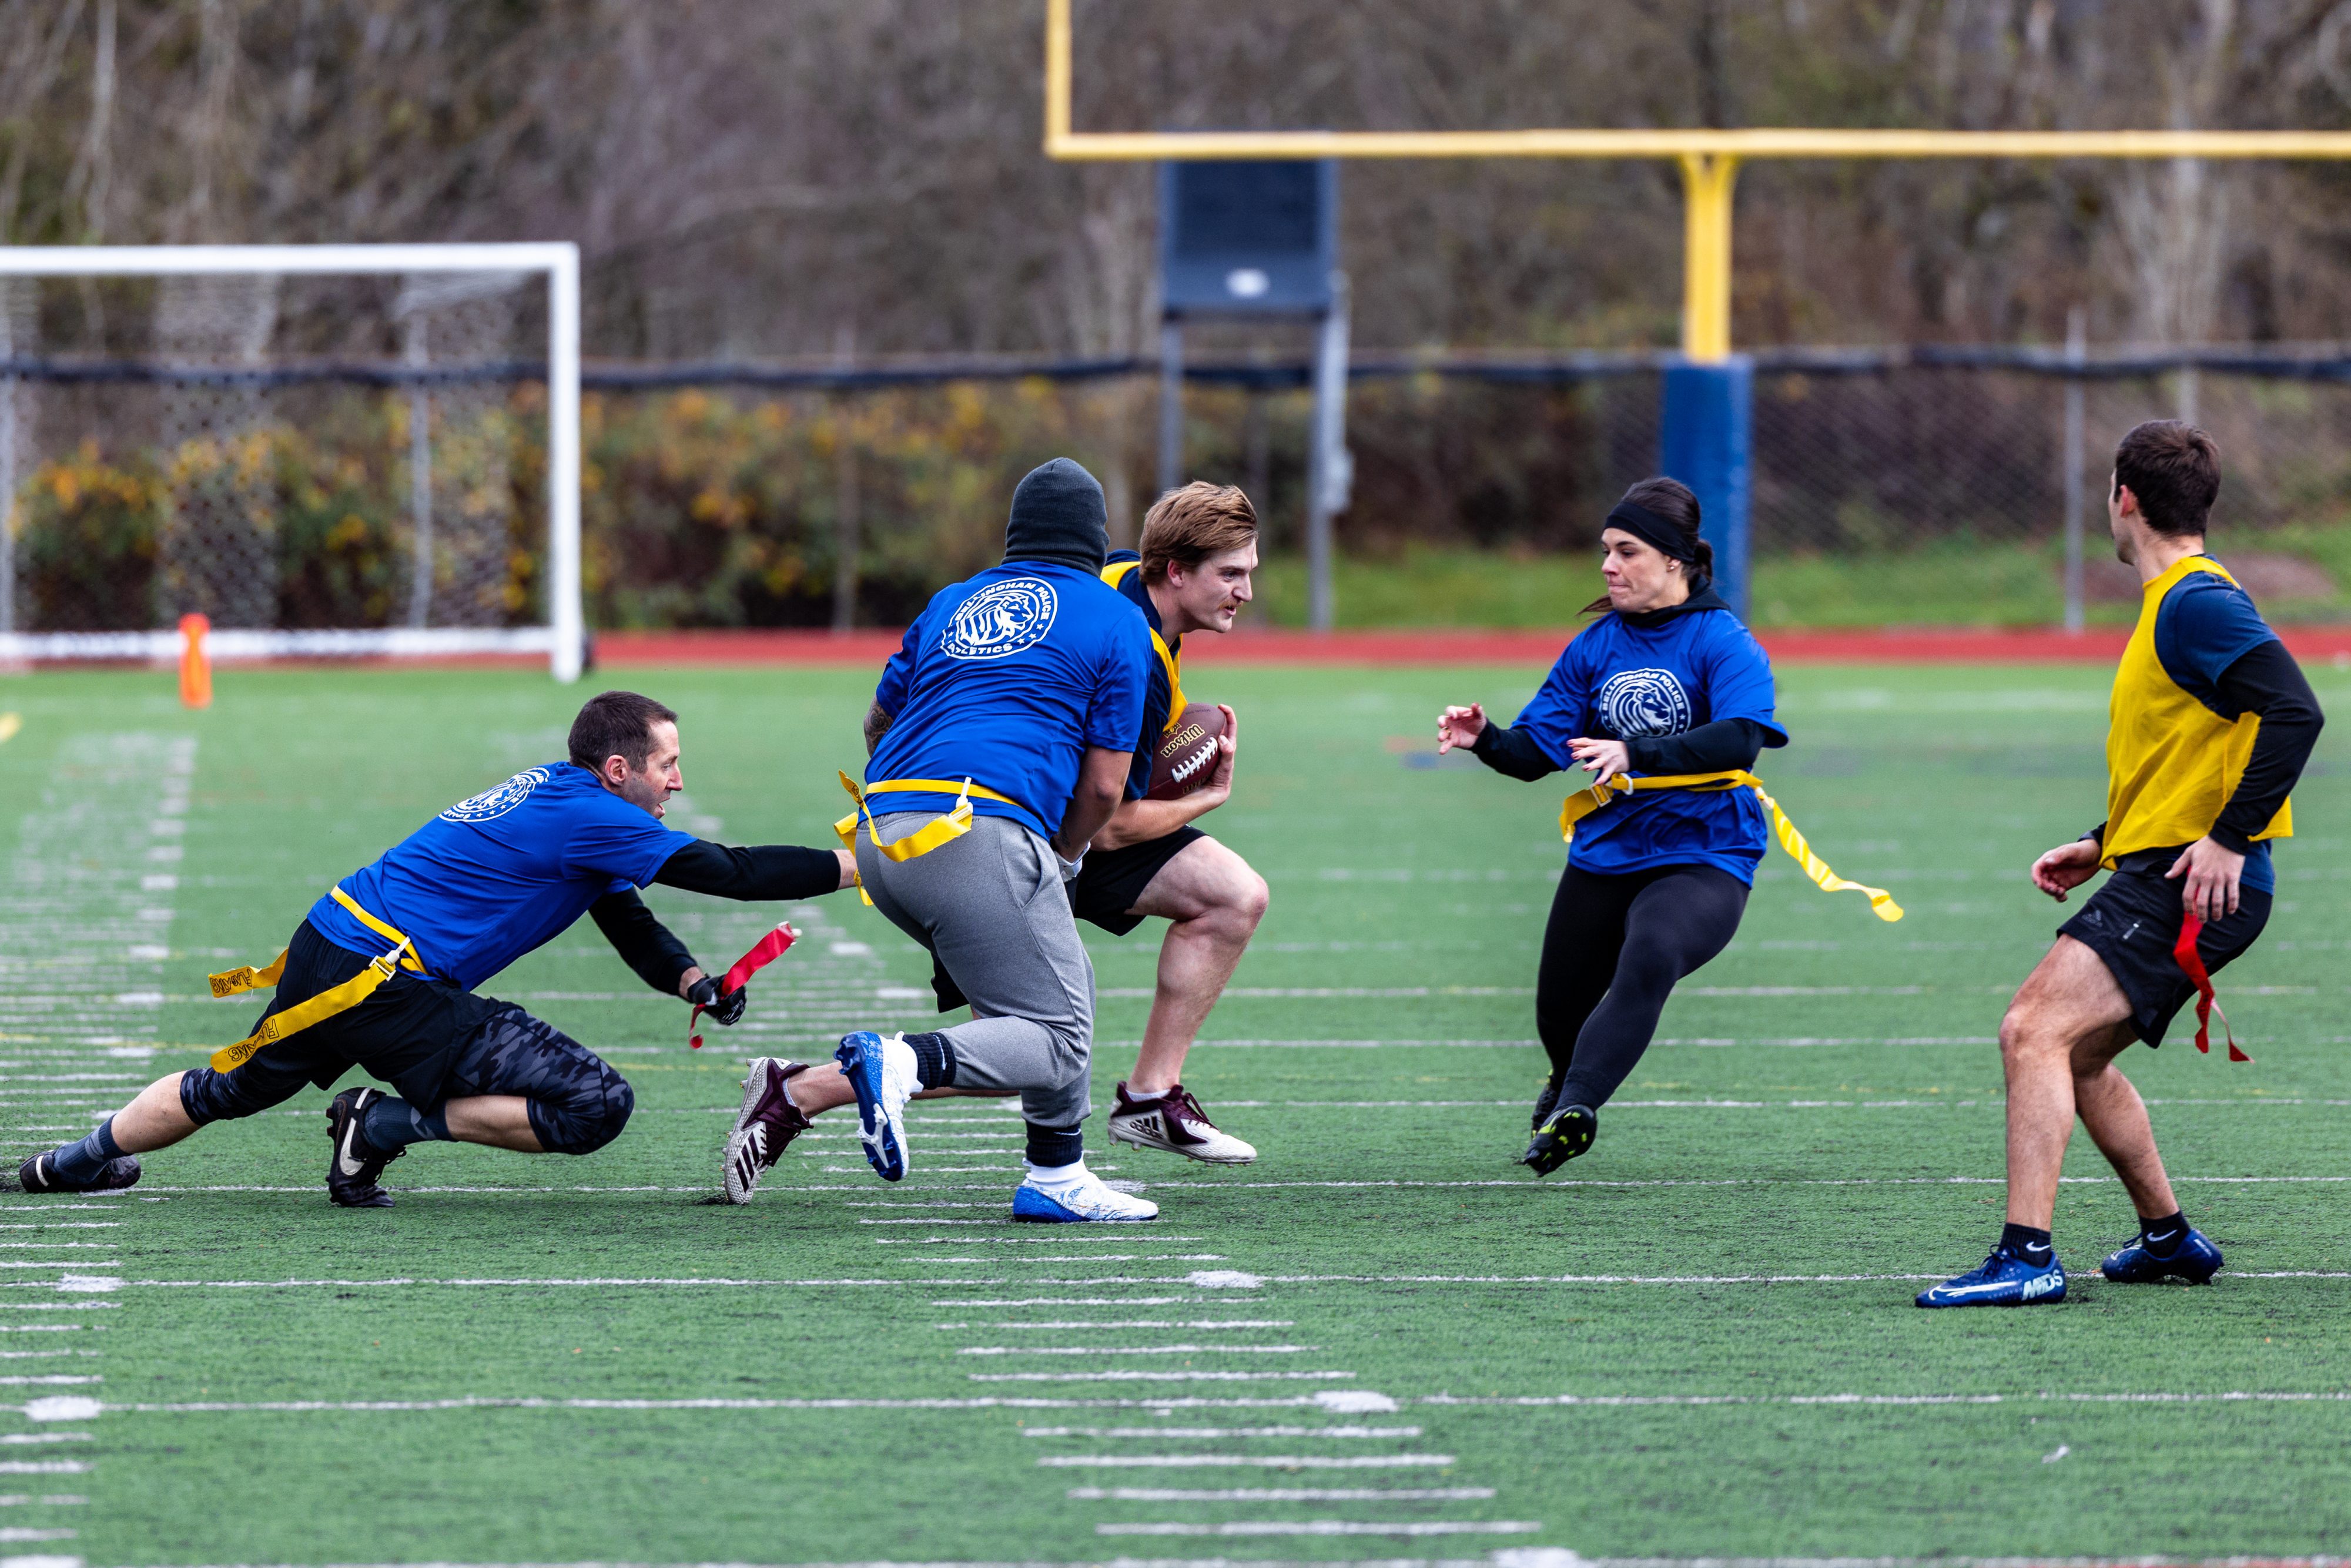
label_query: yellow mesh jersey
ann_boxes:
[1101,558,1188,731]
[2103,554,2291,867]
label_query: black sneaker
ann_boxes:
[17,1149,141,1194]
[1523,1103,1597,1176]
[1530,1070,1566,1132]
[325,1087,404,1208]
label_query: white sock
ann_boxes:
[1026,1158,1088,1186]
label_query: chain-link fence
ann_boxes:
[6,327,2350,638]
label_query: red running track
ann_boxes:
[592,625,2351,668]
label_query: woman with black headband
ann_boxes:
[1437,477,1789,1173]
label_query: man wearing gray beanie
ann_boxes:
[717,458,1161,1222]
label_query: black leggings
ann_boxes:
[1537,862,1750,1110]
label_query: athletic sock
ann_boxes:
[904,1032,957,1090]
[2000,1222,2055,1264]
[2138,1210,2189,1256]
[46,1116,125,1185]
[1025,1157,1087,1186]
[360,1095,450,1152]
[1025,1123,1086,1171]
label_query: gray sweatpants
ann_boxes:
[855,811,1094,1131]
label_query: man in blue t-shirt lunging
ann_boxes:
[717,458,1161,1222]
[18,691,855,1207]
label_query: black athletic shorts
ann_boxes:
[927,825,1206,1011]
[1069,825,1204,936]
[188,919,503,1109]
[2058,846,2272,1047]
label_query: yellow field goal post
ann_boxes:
[1043,0,2351,616]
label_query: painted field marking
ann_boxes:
[909,1256,1229,1265]
[1069,1486,1491,1501]
[1420,1389,2351,1407]
[1040,1453,1452,1468]
[1096,1520,1540,1536]
[109,1392,1388,1415]
[1027,1426,1419,1439]
[946,1322,1295,1331]
[970,1372,1357,1385]
[876,1237,1204,1246]
[0,1464,85,1476]
[959,1345,1315,1356]
[934,1299,1267,1309]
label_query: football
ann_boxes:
[1147,701,1228,800]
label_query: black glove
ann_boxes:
[687,974,748,1026]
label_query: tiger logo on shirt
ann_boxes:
[1597,668,1693,738]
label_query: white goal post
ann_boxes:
[0,243,584,681]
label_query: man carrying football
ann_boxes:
[922,480,1267,1162]
[1083,482,1270,1162]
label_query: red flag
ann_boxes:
[2172,912,2249,1063]
[689,922,798,1050]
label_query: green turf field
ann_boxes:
[6,658,2351,1565]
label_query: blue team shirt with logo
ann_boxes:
[869,561,1153,839]
[306,762,694,990]
[1510,608,1788,883]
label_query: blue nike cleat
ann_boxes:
[834,1031,917,1182]
[1013,1168,1159,1222]
[2102,1227,2224,1284]
[1915,1244,2067,1308]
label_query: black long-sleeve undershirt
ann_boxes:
[590,841,845,997]
[2209,640,2325,853]
[654,839,843,902]
[591,890,696,996]
[1471,717,1775,782]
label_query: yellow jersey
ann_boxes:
[2102,554,2290,867]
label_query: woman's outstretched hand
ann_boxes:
[1437,703,1487,754]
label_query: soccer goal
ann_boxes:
[0,243,584,681]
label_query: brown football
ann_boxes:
[1147,702,1228,800]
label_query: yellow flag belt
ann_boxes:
[1561,770,1904,923]
[206,886,426,1072]
[836,773,1023,905]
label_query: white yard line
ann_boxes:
[1067,1485,1486,1500]
[959,1345,1315,1356]
[1422,1388,2351,1408]
[1040,1453,1452,1468]
[1027,1426,1418,1439]
[1096,1519,1540,1536]
[947,1321,1295,1331]
[970,1371,1358,1384]
[109,1393,1384,1414]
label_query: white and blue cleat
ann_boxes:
[1013,1166,1159,1223]
[2102,1227,2224,1284]
[835,1031,919,1182]
[1916,1244,2067,1308]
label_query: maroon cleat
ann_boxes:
[721,1058,812,1204]
[1106,1081,1257,1165]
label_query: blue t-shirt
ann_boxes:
[2151,562,2280,893]
[307,762,694,990]
[869,561,1153,839]
[1512,607,1789,883]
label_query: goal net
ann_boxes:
[0,244,582,679]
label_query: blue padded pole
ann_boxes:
[1659,356,1753,619]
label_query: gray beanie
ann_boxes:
[1003,458,1109,572]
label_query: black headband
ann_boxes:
[1603,500,1700,565]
